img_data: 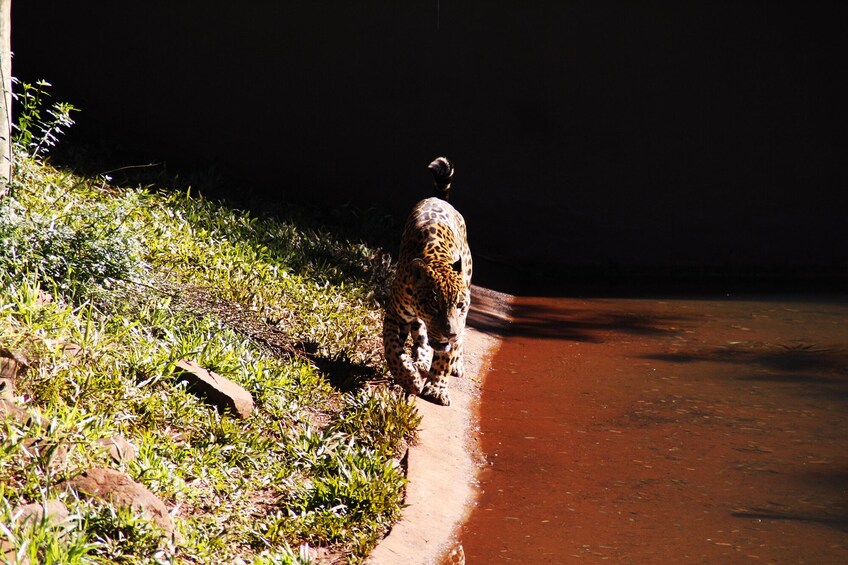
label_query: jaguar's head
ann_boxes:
[409,257,469,351]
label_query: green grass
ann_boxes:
[0,153,419,563]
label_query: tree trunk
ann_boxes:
[0,0,11,194]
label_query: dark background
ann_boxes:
[11,1,848,289]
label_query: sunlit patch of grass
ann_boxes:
[0,154,417,562]
[81,502,170,563]
[331,387,422,457]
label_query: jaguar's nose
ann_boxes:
[431,339,452,352]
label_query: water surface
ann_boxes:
[458,295,848,563]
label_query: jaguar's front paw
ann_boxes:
[402,378,424,396]
[413,346,433,372]
[396,369,425,396]
[404,383,424,396]
[420,383,451,406]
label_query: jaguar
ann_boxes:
[383,157,472,406]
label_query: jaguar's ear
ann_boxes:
[410,258,427,282]
[452,258,462,274]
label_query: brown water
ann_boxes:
[457,295,848,563]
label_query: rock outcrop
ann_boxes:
[59,467,176,535]
[174,360,254,419]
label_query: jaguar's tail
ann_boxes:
[428,156,454,201]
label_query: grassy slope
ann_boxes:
[0,155,419,564]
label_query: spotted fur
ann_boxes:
[383,157,472,406]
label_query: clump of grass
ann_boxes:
[0,150,416,563]
[82,503,169,563]
[331,387,422,456]
[252,427,407,555]
[0,189,142,301]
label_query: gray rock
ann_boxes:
[0,348,29,399]
[0,348,29,376]
[21,437,69,472]
[59,342,83,358]
[0,398,33,427]
[59,467,175,534]
[3,501,69,564]
[12,500,70,526]
[174,360,254,419]
[0,539,26,565]
[96,435,137,464]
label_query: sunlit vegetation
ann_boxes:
[1,138,419,562]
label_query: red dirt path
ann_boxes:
[457,295,848,563]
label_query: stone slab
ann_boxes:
[174,360,254,419]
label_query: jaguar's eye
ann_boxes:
[456,301,465,310]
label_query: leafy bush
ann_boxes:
[0,194,142,300]
[3,79,134,300]
[11,79,78,159]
